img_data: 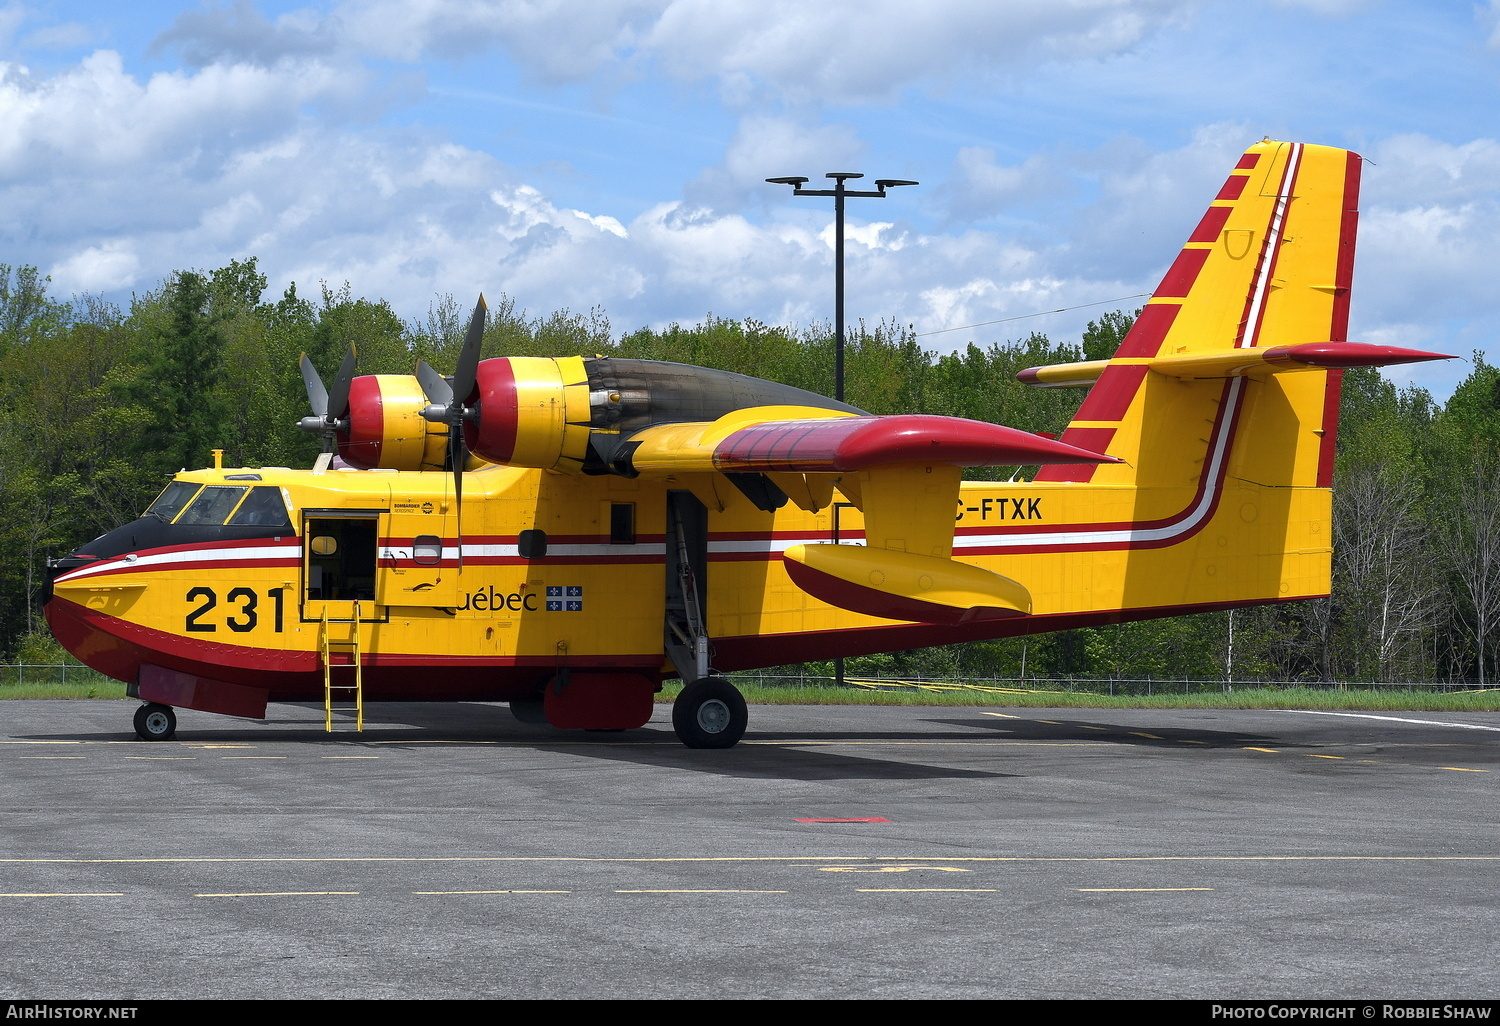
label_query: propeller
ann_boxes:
[417,294,488,563]
[297,345,358,453]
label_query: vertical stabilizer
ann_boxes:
[1034,140,1361,490]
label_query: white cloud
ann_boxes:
[684,114,865,213]
[1348,134,1500,341]
[938,147,1065,224]
[153,0,1198,103]
[48,239,140,293]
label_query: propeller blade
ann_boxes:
[451,294,487,408]
[327,344,358,421]
[451,422,466,567]
[415,360,454,406]
[299,353,328,418]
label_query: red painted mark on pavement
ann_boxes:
[794,818,891,823]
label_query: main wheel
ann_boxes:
[133,703,176,742]
[672,677,747,749]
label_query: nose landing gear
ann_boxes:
[133,703,177,741]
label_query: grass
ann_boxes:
[658,680,1500,712]
[5,675,1500,712]
[0,679,129,700]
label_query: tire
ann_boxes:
[133,703,176,742]
[672,677,747,749]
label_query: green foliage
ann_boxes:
[0,257,1491,692]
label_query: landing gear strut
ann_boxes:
[664,492,747,748]
[133,703,176,741]
[673,677,748,749]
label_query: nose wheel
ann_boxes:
[672,677,747,749]
[133,703,177,741]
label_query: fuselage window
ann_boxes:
[176,486,250,525]
[413,535,442,565]
[145,482,202,523]
[228,487,293,528]
[610,502,636,544]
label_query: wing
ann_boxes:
[614,406,1119,625]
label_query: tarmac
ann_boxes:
[2,698,1497,999]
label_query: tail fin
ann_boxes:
[1031,140,1374,489]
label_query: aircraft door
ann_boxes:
[377,508,461,607]
[303,513,382,622]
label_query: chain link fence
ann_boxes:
[721,669,1500,696]
[1,663,110,687]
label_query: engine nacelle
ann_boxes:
[339,375,451,471]
[456,355,860,475]
[463,357,592,470]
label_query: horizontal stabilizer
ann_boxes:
[1018,342,1452,388]
[783,543,1031,625]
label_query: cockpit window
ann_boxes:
[145,482,203,523]
[228,487,293,529]
[176,486,250,526]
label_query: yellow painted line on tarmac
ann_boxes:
[189,745,254,749]
[221,756,285,760]
[616,890,789,894]
[123,757,196,760]
[1179,740,1206,744]
[10,854,1500,869]
[980,712,1020,719]
[322,756,379,759]
[18,756,85,759]
[1,892,124,897]
[1080,725,1107,731]
[1,740,88,745]
[414,890,570,895]
[855,888,997,893]
[1244,747,1279,753]
[195,891,359,897]
[1129,732,1162,739]
[1077,887,1214,892]
[1441,767,1488,773]
[1307,754,1344,760]
[1036,719,1061,724]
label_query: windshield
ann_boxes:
[144,482,202,522]
[176,486,250,526]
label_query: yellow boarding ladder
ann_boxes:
[320,601,364,732]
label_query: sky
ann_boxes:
[1,0,1496,398]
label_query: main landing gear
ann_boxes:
[672,676,748,749]
[664,491,747,749]
[133,702,177,741]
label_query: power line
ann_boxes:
[912,293,1151,338]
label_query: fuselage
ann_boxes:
[43,402,1330,705]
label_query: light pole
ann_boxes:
[765,173,917,402]
[767,172,917,688]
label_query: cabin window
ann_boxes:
[310,535,338,556]
[610,503,635,544]
[228,487,293,529]
[413,535,442,565]
[144,482,202,523]
[518,529,547,559]
[176,486,249,525]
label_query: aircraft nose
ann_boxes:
[42,553,96,606]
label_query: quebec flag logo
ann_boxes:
[546,585,584,612]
